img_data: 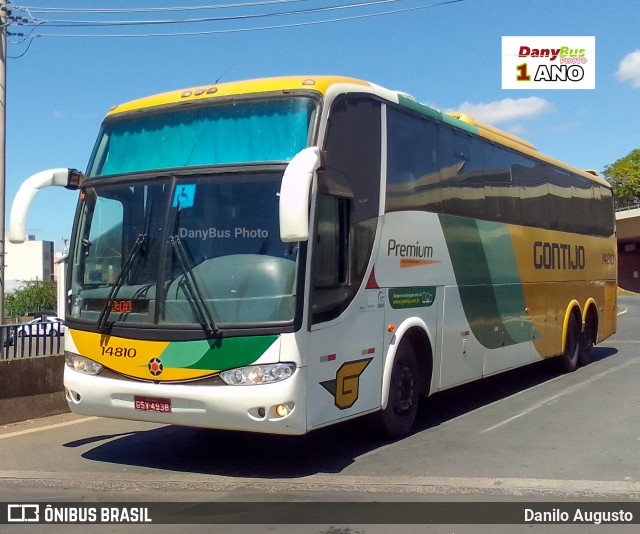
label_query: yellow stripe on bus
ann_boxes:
[107,76,370,116]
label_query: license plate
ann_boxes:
[134,396,172,413]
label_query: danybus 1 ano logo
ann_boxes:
[502,36,595,89]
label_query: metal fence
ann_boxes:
[0,323,64,360]
[615,204,640,213]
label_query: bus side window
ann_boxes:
[546,166,574,232]
[385,106,441,213]
[311,194,352,323]
[483,143,518,224]
[311,95,381,325]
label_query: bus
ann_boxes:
[9,76,616,438]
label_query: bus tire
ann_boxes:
[377,343,419,439]
[559,313,581,373]
[579,309,597,366]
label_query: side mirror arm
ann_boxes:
[9,168,84,244]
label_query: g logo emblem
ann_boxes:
[320,358,372,410]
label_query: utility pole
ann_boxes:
[0,0,7,328]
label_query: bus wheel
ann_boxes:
[559,313,581,373]
[579,310,597,366]
[378,344,419,439]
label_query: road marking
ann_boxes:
[481,359,638,433]
[0,416,99,440]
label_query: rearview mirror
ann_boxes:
[279,147,321,242]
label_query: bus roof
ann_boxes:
[106,75,370,116]
[447,112,610,187]
[106,75,610,188]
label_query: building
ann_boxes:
[616,207,640,293]
[4,235,55,293]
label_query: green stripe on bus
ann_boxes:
[441,113,479,135]
[397,95,443,121]
[159,335,278,371]
[439,215,534,348]
[397,95,479,136]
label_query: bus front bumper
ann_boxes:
[64,365,308,435]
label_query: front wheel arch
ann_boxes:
[378,322,433,439]
[381,321,433,410]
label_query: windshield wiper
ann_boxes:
[97,198,155,332]
[169,235,221,338]
[97,233,147,332]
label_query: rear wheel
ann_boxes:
[377,344,419,439]
[579,309,597,366]
[558,313,581,373]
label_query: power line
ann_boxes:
[7,33,35,58]
[14,0,311,14]
[22,0,425,27]
[8,18,41,43]
[9,0,465,38]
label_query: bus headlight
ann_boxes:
[219,363,295,386]
[65,352,103,375]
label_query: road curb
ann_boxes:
[0,354,68,424]
[0,391,69,425]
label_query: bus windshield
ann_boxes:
[69,171,299,332]
[68,95,317,333]
[86,97,317,177]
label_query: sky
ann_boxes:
[4,0,640,250]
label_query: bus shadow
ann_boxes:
[74,346,618,479]
[414,345,618,430]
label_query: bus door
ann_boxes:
[305,193,384,430]
[305,94,384,429]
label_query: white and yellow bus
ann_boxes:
[10,76,616,437]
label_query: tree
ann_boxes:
[603,148,640,207]
[4,280,57,317]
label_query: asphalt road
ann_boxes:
[1,296,639,534]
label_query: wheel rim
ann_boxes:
[563,315,580,370]
[392,363,415,414]
[585,318,595,351]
